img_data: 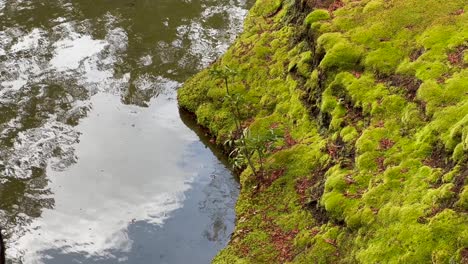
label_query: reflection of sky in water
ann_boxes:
[50,35,107,70]
[10,92,238,263]
[0,0,250,262]
[13,93,195,261]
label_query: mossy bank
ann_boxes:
[178,0,468,263]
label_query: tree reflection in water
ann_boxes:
[0,168,54,254]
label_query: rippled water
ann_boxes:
[0,0,252,263]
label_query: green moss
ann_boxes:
[346,206,375,230]
[415,61,449,80]
[304,9,330,26]
[317,32,346,52]
[344,74,388,114]
[401,103,424,130]
[324,165,349,193]
[372,95,407,118]
[177,69,210,112]
[297,51,313,77]
[311,21,333,35]
[364,46,405,75]
[340,126,359,143]
[319,41,363,70]
[455,187,468,211]
[251,0,282,17]
[178,0,468,262]
[242,230,277,262]
[362,0,384,13]
[213,245,250,264]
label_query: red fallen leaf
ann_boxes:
[352,71,362,78]
[256,168,286,190]
[448,52,461,65]
[241,118,255,128]
[327,143,339,159]
[311,229,320,236]
[460,248,468,263]
[296,177,315,204]
[344,175,356,184]
[239,245,250,256]
[269,226,299,262]
[284,130,297,147]
[328,0,344,12]
[270,168,285,181]
[453,9,464,15]
[343,190,361,198]
[324,238,337,246]
[379,138,395,150]
[270,122,280,129]
[375,156,386,172]
[447,45,467,66]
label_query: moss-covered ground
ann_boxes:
[178,0,468,263]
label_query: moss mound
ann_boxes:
[178,0,468,263]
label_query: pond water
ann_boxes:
[0,0,252,263]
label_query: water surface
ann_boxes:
[0,0,252,263]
